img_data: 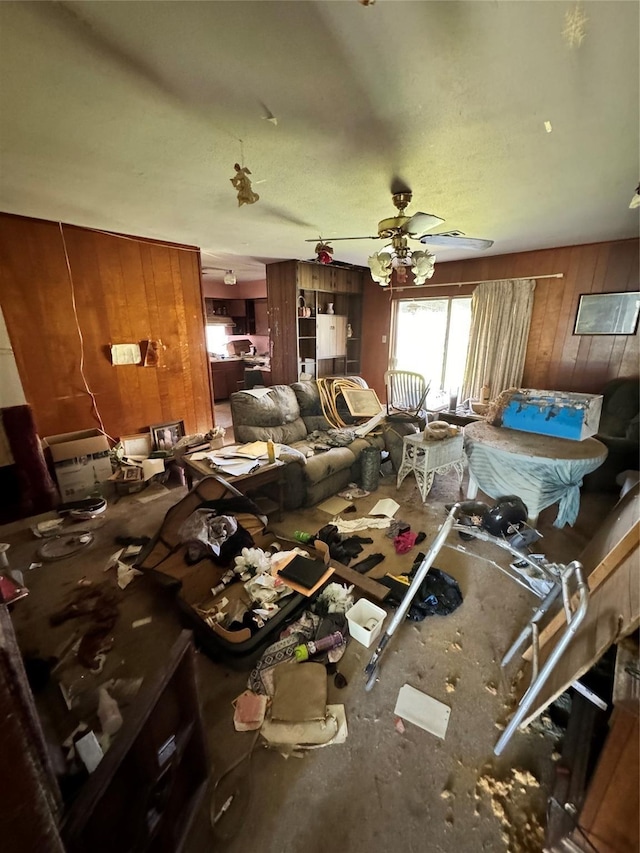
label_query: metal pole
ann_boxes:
[391,273,564,293]
[494,561,588,756]
[364,504,460,688]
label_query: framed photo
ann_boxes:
[150,420,185,451]
[341,388,383,417]
[120,433,153,459]
[123,466,143,481]
[574,292,640,336]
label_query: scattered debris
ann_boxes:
[445,676,458,693]
[475,767,544,853]
[75,730,104,774]
[529,710,565,741]
[97,686,123,736]
[132,617,152,628]
[394,717,406,735]
[233,690,268,732]
[445,812,454,827]
[38,532,94,561]
[333,671,348,689]
[450,641,462,651]
[49,584,119,668]
[485,682,498,696]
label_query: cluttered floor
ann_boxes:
[3,465,617,853]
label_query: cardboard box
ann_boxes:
[43,429,112,502]
[502,390,603,441]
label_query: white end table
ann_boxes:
[397,432,465,501]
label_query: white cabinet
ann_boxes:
[316,315,347,359]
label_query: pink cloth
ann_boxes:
[394,531,418,554]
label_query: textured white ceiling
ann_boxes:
[0,1,638,283]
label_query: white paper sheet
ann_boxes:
[111,343,141,365]
[142,458,165,480]
[370,498,400,518]
[239,387,273,399]
[211,458,260,476]
[394,684,451,740]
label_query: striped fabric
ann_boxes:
[464,439,607,528]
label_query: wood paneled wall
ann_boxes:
[361,239,639,398]
[0,214,213,439]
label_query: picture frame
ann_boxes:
[120,433,153,459]
[574,291,640,336]
[122,466,143,481]
[150,420,186,451]
[341,387,384,417]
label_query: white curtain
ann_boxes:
[461,279,536,402]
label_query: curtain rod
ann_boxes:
[390,273,564,293]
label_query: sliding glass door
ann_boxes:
[390,297,472,409]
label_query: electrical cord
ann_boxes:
[58,223,115,443]
[209,730,260,842]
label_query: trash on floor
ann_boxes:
[260,704,347,754]
[346,599,386,647]
[317,495,354,516]
[370,498,400,518]
[315,582,354,616]
[132,617,152,628]
[49,584,120,668]
[338,483,370,500]
[38,531,94,561]
[233,690,268,731]
[334,516,392,534]
[474,767,544,852]
[75,730,104,773]
[394,684,451,740]
[381,555,463,622]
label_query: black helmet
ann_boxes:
[449,500,492,540]
[482,495,528,537]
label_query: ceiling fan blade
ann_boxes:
[405,212,445,237]
[304,236,380,242]
[420,233,494,251]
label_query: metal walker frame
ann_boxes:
[363,503,589,755]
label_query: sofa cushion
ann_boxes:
[231,385,308,445]
[298,446,357,484]
[599,377,640,438]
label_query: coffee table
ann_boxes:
[183,454,286,521]
[464,421,608,527]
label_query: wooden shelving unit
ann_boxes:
[266,260,366,385]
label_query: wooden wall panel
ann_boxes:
[360,239,639,397]
[0,213,213,439]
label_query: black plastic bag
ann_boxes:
[381,555,463,621]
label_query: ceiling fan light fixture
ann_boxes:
[367,247,436,287]
[223,269,236,285]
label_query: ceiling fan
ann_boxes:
[306,189,494,286]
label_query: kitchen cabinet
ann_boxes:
[254,299,269,336]
[211,359,244,400]
[316,315,347,358]
[266,260,365,384]
[204,299,268,335]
